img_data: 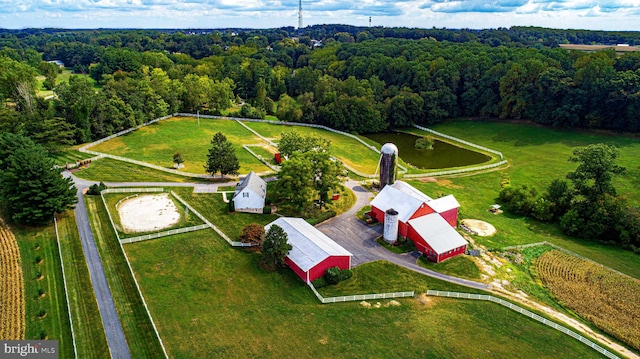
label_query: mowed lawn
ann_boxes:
[405,120,640,279]
[124,231,602,359]
[243,121,381,175]
[89,117,272,175]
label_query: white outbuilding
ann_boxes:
[232,171,267,213]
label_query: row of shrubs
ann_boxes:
[312,266,353,288]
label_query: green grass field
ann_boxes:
[243,121,382,174]
[89,117,271,175]
[49,149,93,167]
[406,120,640,279]
[171,188,278,238]
[123,230,602,358]
[417,254,484,281]
[85,196,165,358]
[12,220,74,357]
[55,211,109,358]
[73,157,213,183]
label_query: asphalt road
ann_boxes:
[67,173,132,359]
[317,180,491,291]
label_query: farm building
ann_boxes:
[233,171,266,213]
[265,217,352,283]
[370,181,467,262]
[408,214,468,262]
[370,181,434,237]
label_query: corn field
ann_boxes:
[0,217,25,340]
[536,250,640,351]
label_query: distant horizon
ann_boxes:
[1,1,639,32]
[2,24,640,34]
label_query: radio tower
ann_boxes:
[298,0,303,31]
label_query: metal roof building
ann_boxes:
[265,217,352,283]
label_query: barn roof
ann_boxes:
[233,171,266,199]
[408,213,468,255]
[371,185,425,223]
[371,181,432,223]
[265,217,352,272]
[391,181,433,202]
[426,194,460,213]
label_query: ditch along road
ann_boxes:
[64,173,132,359]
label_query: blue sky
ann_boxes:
[1,0,640,31]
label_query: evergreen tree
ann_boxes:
[0,135,77,225]
[204,132,240,178]
[260,224,292,271]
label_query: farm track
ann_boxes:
[0,217,25,340]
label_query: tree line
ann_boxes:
[499,144,640,252]
[3,26,640,151]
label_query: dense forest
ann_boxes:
[1,25,640,148]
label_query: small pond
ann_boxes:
[364,132,491,169]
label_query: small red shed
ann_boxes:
[265,217,352,283]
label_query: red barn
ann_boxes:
[370,181,467,263]
[265,217,352,283]
[425,194,460,227]
[370,182,434,237]
[408,214,468,262]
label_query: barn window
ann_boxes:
[243,192,249,198]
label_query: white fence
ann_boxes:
[242,144,280,172]
[78,113,508,180]
[102,188,164,194]
[426,290,619,359]
[120,224,211,244]
[413,124,504,159]
[170,191,255,248]
[308,283,414,304]
[403,160,508,178]
[96,188,169,357]
[53,216,78,359]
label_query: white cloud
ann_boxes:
[0,0,639,30]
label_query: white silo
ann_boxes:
[379,143,398,188]
[383,208,399,244]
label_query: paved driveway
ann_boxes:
[317,180,490,291]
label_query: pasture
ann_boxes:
[89,117,272,175]
[55,211,110,358]
[123,230,603,358]
[408,120,640,279]
[241,121,382,174]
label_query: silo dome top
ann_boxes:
[380,143,398,155]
